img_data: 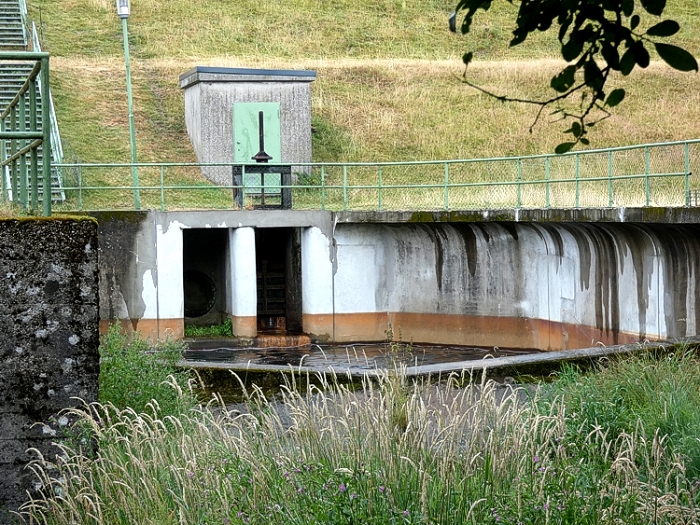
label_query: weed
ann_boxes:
[98,324,196,415]
[184,317,233,338]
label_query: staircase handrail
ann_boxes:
[17,0,27,45]
[30,21,64,201]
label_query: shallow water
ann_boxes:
[183,342,538,372]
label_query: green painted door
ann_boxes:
[233,102,282,195]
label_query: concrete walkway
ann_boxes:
[181,337,694,380]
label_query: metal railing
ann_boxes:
[0,51,51,216]
[50,139,699,214]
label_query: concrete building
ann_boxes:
[179,66,316,188]
[96,209,700,351]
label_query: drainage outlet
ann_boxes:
[183,270,217,318]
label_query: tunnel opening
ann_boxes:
[182,228,228,328]
[255,227,303,333]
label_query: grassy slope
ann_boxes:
[29,0,700,166]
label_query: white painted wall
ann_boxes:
[331,223,694,342]
[301,226,334,316]
[155,220,185,320]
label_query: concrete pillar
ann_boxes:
[301,226,335,340]
[153,220,185,340]
[229,227,257,338]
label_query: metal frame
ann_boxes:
[0,51,51,216]
[232,164,292,209]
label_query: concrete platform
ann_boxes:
[180,337,698,380]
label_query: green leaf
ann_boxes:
[646,20,680,37]
[640,0,666,16]
[632,41,650,68]
[580,137,590,146]
[620,47,636,75]
[621,0,634,17]
[601,43,620,70]
[555,142,576,154]
[551,65,577,93]
[630,14,640,30]
[605,88,626,107]
[583,59,603,91]
[463,51,474,67]
[562,37,584,62]
[655,43,699,72]
[569,121,582,138]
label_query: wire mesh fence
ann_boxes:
[50,140,700,214]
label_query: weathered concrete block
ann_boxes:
[0,218,99,522]
[180,67,316,185]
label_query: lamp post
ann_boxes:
[116,0,140,209]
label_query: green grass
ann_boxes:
[98,324,196,414]
[184,318,233,338]
[19,343,700,524]
[20,0,700,210]
[543,347,700,478]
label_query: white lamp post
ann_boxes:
[116,0,140,208]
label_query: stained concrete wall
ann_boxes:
[315,222,700,349]
[96,210,333,340]
[180,67,316,186]
[0,219,99,520]
[95,209,700,351]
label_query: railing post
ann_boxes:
[0,118,5,202]
[29,75,38,213]
[19,89,27,212]
[685,142,691,207]
[160,165,165,211]
[377,165,383,211]
[545,157,551,208]
[77,164,83,211]
[516,158,522,208]
[41,56,51,216]
[343,165,348,211]
[607,150,614,206]
[645,146,650,206]
[574,153,580,208]
[320,165,326,210]
[9,105,16,199]
[444,162,449,210]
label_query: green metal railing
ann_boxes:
[51,139,699,214]
[0,51,51,216]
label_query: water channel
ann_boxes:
[183,342,541,402]
[183,342,538,372]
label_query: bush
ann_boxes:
[98,324,196,416]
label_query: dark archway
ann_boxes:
[255,227,303,332]
[182,228,228,327]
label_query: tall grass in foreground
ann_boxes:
[545,349,700,480]
[21,354,700,525]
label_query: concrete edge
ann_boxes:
[179,337,699,380]
[335,207,700,224]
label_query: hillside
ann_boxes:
[28,0,700,165]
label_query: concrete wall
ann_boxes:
[309,222,699,349]
[0,219,99,520]
[180,67,315,186]
[96,210,332,340]
[95,209,700,351]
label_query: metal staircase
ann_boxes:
[0,0,63,203]
[0,0,25,50]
